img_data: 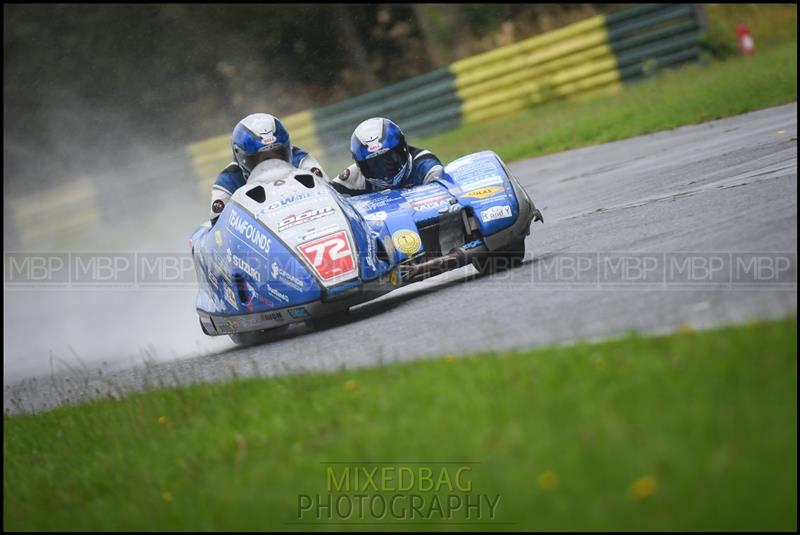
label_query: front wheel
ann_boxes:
[471,238,526,275]
[229,324,290,346]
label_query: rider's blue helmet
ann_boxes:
[350,117,412,189]
[231,113,292,179]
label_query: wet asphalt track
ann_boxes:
[4,103,797,413]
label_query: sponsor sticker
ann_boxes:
[365,234,377,271]
[228,208,272,254]
[207,268,219,290]
[212,199,225,214]
[214,255,232,283]
[364,211,388,222]
[367,141,382,153]
[260,133,276,145]
[392,229,422,256]
[361,191,396,211]
[288,307,310,319]
[445,153,483,172]
[449,158,501,182]
[296,224,340,243]
[471,196,507,208]
[262,311,283,322]
[410,195,450,212]
[224,285,239,309]
[267,283,289,303]
[338,168,350,181]
[463,186,503,199]
[214,230,223,247]
[461,175,505,192]
[264,191,323,211]
[480,205,512,223]
[278,206,335,232]
[228,248,261,282]
[298,230,356,281]
[271,261,305,291]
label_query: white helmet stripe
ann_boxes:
[354,117,386,145]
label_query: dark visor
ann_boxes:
[357,144,409,181]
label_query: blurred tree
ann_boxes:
[331,5,379,90]
[412,4,474,66]
[3,3,620,192]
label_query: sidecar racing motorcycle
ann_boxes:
[190,150,543,344]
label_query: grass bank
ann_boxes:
[417,37,797,165]
[4,317,796,530]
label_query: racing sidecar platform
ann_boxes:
[190,150,541,342]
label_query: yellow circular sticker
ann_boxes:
[392,229,421,256]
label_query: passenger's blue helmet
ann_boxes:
[350,117,412,189]
[231,113,292,179]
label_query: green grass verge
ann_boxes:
[415,38,797,165]
[4,317,797,531]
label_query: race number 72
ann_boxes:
[298,230,356,281]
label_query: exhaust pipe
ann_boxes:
[401,243,488,282]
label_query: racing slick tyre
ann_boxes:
[229,325,290,346]
[471,238,526,275]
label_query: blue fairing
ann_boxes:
[346,151,520,262]
[193,204,322,316]
[347,188,424,263]
[444,151,520,236]
[333,194,389,282]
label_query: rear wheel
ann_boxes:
[229,324,290,346]
[471,238,526,275]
